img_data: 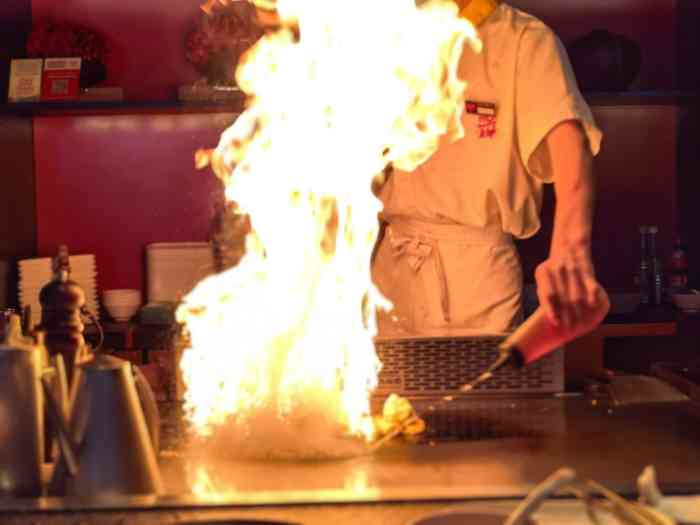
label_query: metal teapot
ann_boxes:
[46,354,163,498]
[0,315,68,497]
[37,245,160,456]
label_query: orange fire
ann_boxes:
[178,0,480,459]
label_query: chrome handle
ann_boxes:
[41,369,79,477]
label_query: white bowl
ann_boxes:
[103,288,141,300]
[671,290,700,313]
[102,289,141,321]
[103,302,140,322]
[103,288,140,295]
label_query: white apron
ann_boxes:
[372,217,523,336]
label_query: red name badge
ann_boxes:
[465,100,497,138]
[465,100,497,116]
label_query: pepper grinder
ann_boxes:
[38,245,89,386]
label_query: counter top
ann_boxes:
[2,498,699,525]
[1,392,699,523]
[163,396,700,500]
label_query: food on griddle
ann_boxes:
[370,394,426,449]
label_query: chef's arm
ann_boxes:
[549,120,594,259]
[535,120,602,328]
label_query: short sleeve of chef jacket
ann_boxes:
[516,22,603,182]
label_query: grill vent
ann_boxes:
[374,336,564,396]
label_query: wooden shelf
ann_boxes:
[584,91,698,106]
[598,321,678,338]
[565,316,680,387]
[1,91,696,118]
[0,100,244,117]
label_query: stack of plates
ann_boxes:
[18,254,99,323]
[146,242,214,303]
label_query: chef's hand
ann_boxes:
[535,245,603,328]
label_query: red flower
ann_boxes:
[185,6,261,75]
[27,19,109,64]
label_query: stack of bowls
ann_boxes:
[102,289,142,322]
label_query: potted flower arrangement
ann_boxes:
[183,2,261,99]
[26,19,110,88]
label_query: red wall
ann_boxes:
[33,113,233,291]
[30,0,680,99]
[26,0,689,295]
[32,105,681,294]
[31,0,203,100]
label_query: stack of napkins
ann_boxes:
[18,254,99,323]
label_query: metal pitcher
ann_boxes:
[0,316,67,497]
[47,354,163,498]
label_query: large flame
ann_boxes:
[177,0,480,459]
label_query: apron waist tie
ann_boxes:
[385,218,512,324]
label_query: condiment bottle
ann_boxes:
[638,225,650,305]
[647,226,664,305]
[667,233,689,294]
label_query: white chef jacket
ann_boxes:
[373,3,603,335]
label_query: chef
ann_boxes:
[372,0,604,335]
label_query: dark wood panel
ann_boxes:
[0,100,245,117]
[0,116,35,259]
[677,0,700,282]
[586,92,697,106]
[676,101,700,288]
[591,105,678,289]
[518,105,679,290]
[0,0,32,103]
[511,0,678,91]
[0,116,36,308]
[677,0,700,91]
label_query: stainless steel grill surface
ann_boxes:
[411,397,567,442]
[374,335,564,397]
